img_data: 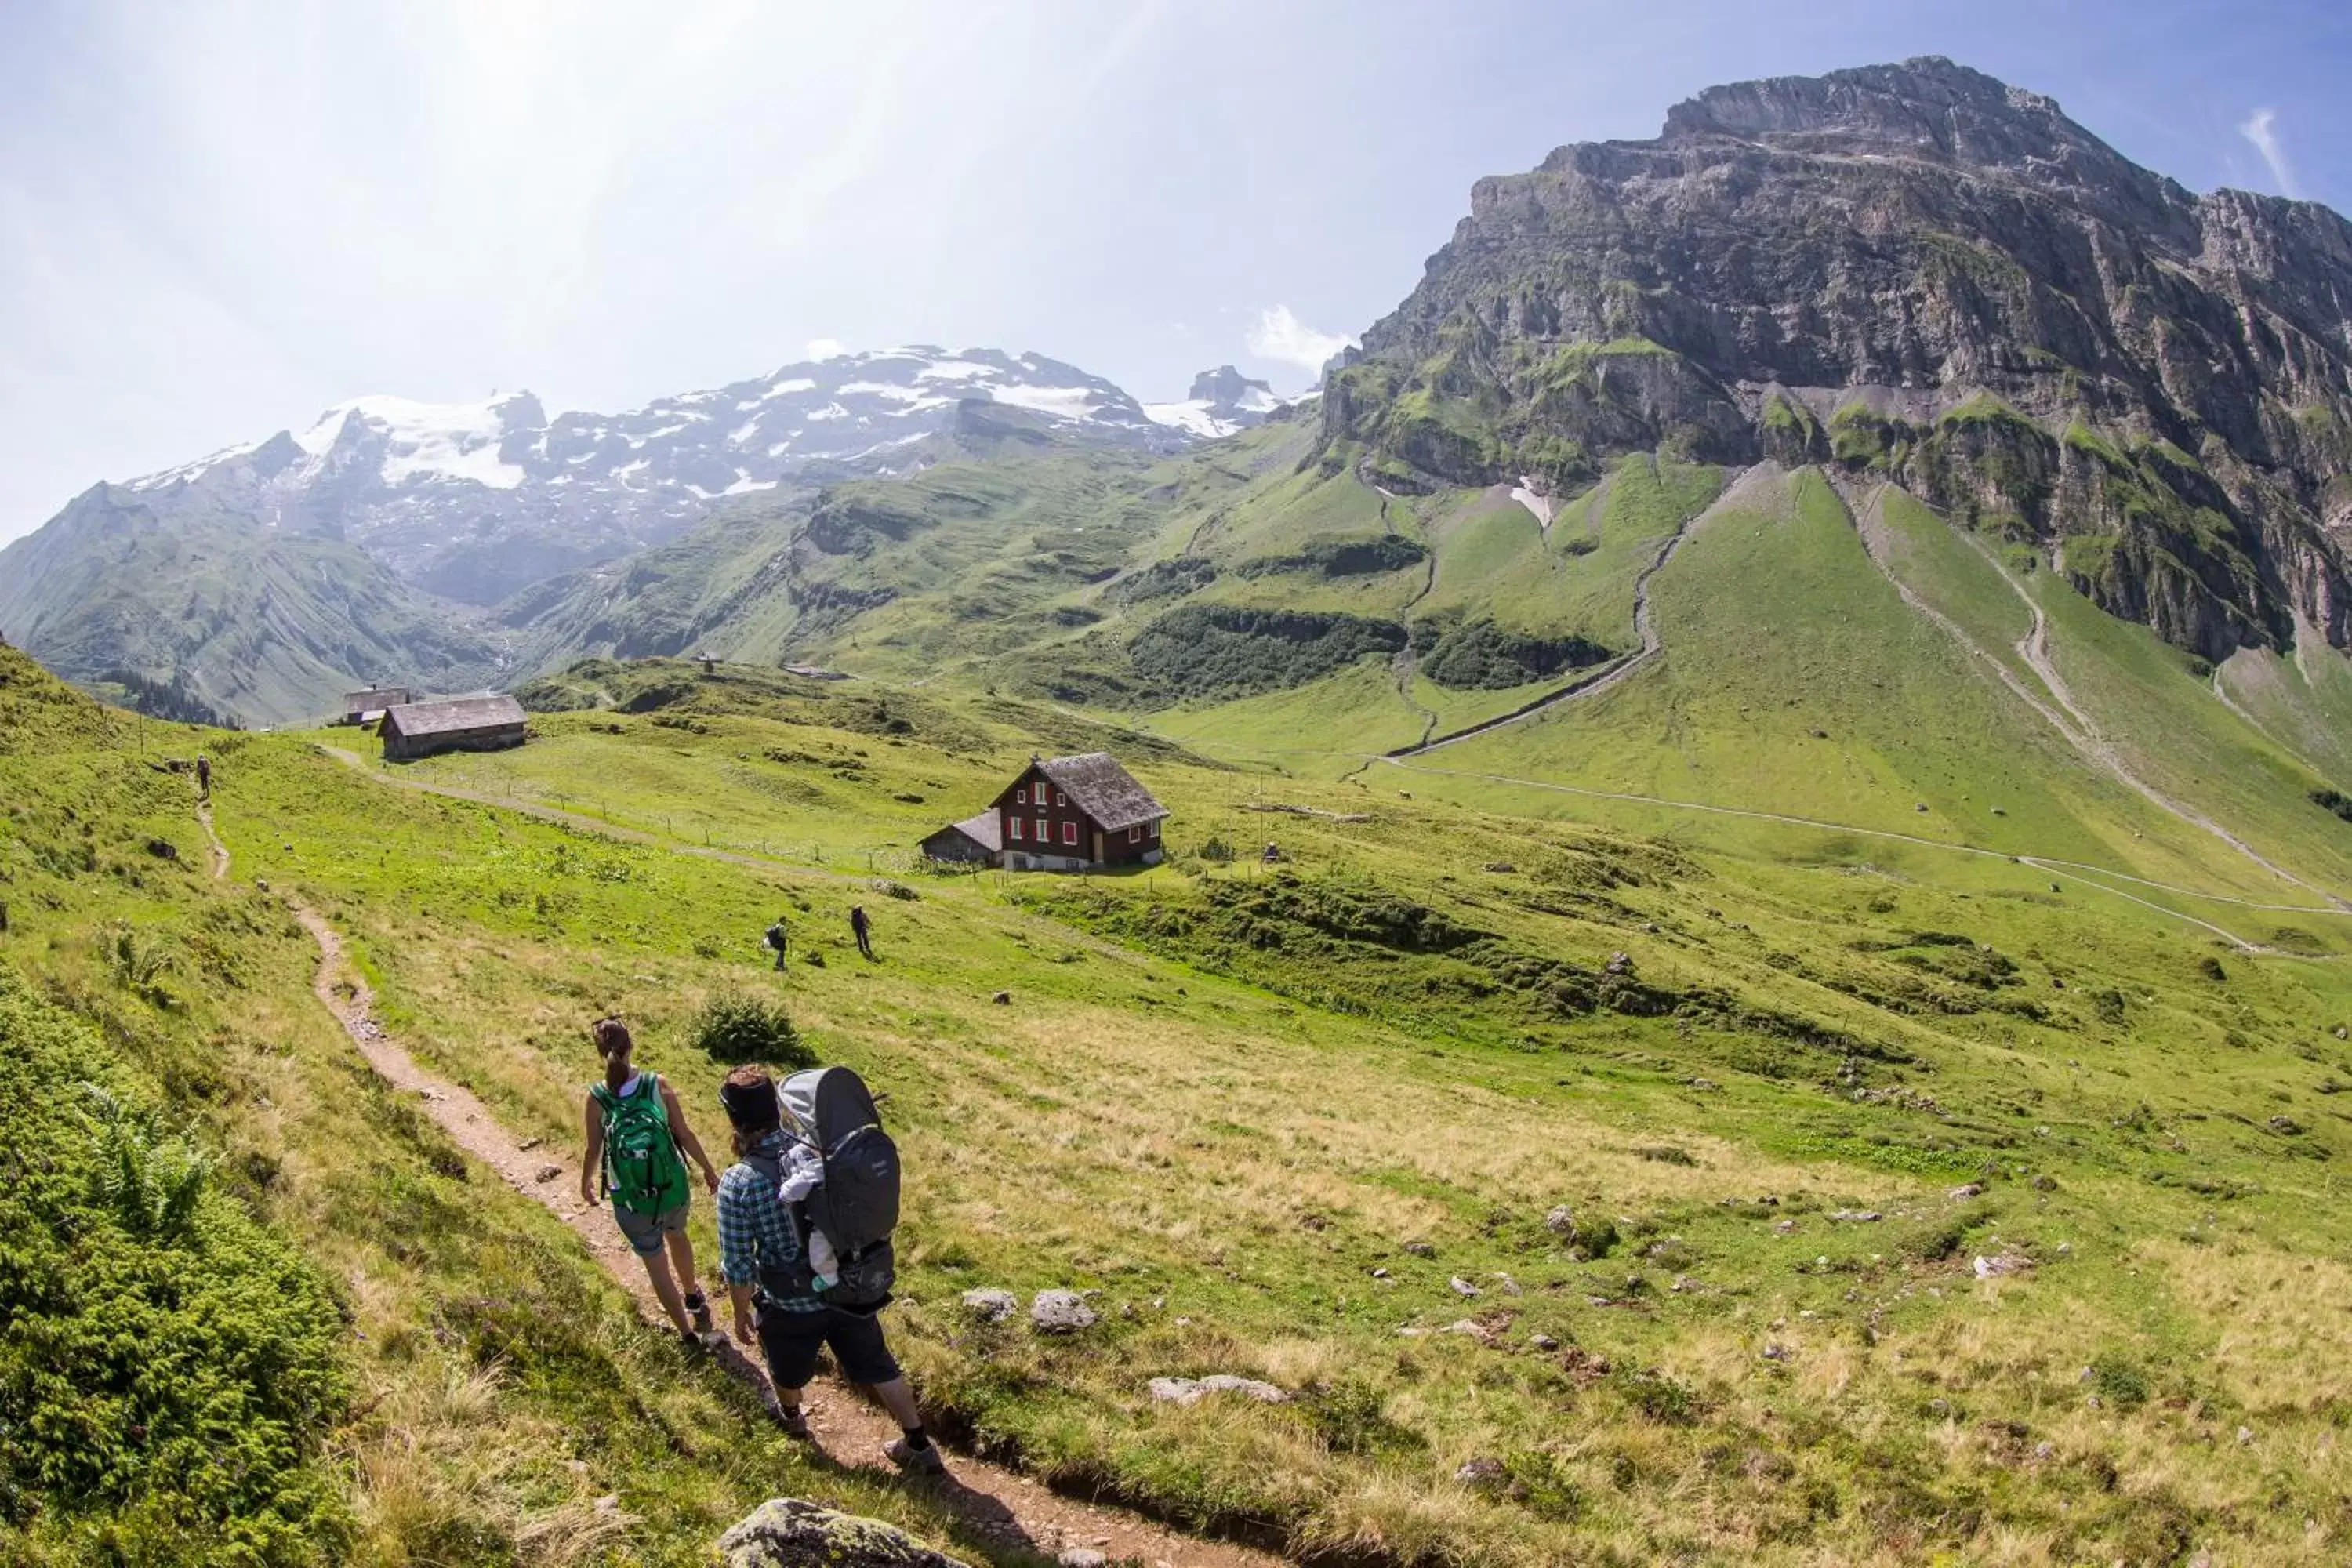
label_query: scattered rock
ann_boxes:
[1947,1182,1985,1201]
[2336,1025,2348,1041]
[1454,1457,1507,1487]
[1528,1333,1560,1352]
[1559,1346,1611,1383]
[1060,1552,1109,1568]
[720,1498,966,1567]
[1774,1219,1798,1234]
[960,1288,1018,1323]
[534,1164,562,1184]
[1449,1276,1481,1298]
[1828,1209,1883,1222]
[1915,802,1929,813]
[1973,1250,2034,1279]
[2269,1115,2303,1135]
[1030,1290,1097,1334]
[2031,1441,2055,1461]
[1494,1272,1522,1295]
[1606,951,1633,975]
[1148,1374,1288,1406]
[990,990,1011,1005]
[2237,1425,2254,1446]
[1403,1240,1436,1257]
[517,1137,543,1152]
[1641,921,1661,934]
[1370,1267,1392,1280]
[1687,1077,1719,1091]
[1544,1206,1576,1236]
[1760,1343,1791,1362]
[143,837,179,861]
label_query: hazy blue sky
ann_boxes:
[2,0,2347,544]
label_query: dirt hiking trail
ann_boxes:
[201,795,1277,1567]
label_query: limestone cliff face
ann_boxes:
[1324,56,2352,660]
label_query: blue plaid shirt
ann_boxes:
[716,1129,823,1313]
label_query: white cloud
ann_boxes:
[1246,305,1356,379]
[2238,108,2301,199]
[804,337,850,361]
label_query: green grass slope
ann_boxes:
[50,644,2337,1563]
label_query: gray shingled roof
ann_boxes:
[385,694,527,739]
[1036,752,1166,832]
[940,810,1002,851]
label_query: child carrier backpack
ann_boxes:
[775,1065,900,1308]
[591,1073,689,1214]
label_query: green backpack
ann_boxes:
[592,1073,690,1214]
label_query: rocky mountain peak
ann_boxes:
[1145,365,1283,440]
[1327,56,2352,667]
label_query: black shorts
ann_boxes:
[756,1303,902,1389]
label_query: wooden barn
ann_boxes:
[342,685,414,725]
[988,752,1167,872]
[919,811,1002,865]
[379,695,528,762]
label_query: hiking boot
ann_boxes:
[884,1436,945,1475]
[769,1403,812,1440]
[678,1327,709,1354]
[683,1291,713,1335]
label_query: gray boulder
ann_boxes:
[720,1498,964,1567]
[960,1287,1018,1323]
[1148,1374,1288,1406]
[1031,1289,1098,1334]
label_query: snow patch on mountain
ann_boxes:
[106,344,1196,607]
[1144,365,1289,440]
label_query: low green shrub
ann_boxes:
[0,965,347,1564]
[690,992,815,1068]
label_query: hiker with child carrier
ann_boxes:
[581,1015,938,1472]
[717,1060,941,1472]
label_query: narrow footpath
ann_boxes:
[192,793,1278,1568]
[1381,463,1767,759]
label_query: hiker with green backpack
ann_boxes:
[580,1018,722,1345]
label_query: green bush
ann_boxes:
[1128,605,1408,700]
[1417,617,1612,690]
[691,993,815,1068]
[0,965,347,1565]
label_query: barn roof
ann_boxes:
[933,811,1002,851]
[385,694,527,738]
[1035,752,1167,832]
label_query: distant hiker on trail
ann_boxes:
[849,904,874,961]
[764,916,790,971]
[716,1062,939,1473]
[195,755,211,800]
[581,1018,720,1347]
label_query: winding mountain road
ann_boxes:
[1381,463,1769,759]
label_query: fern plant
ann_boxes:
[81,1082,212,1240]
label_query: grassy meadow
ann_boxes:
[18,425,2352,1564]
[11,630,2352,1563]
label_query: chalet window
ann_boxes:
[1149,819,1160,839]
[1127,826,1141,844]
[1008,817,1023,841]
[1016,786,1028,804]
[1061,820,1078,845]
[1054,789,1065,806]
[1036,817,1049,843]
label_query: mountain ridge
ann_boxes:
[1323,54,2352,666]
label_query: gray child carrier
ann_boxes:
[762,1065,900,1308]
